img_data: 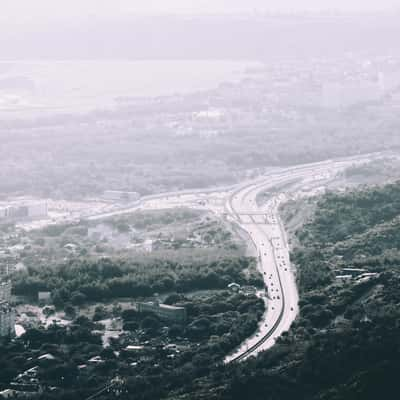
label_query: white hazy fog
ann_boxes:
[1,0,399,62]
[1,0,399,23]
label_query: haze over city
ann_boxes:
[1,0,400,21]
[0,1,399,399]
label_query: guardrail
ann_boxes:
[228,225,286,363]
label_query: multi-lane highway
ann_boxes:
[223,174,302,362]
[223,158,373,362]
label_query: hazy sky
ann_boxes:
[1,0,399,22]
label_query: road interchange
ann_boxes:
[223,158,370,362]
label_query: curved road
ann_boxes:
[223,159,365,362]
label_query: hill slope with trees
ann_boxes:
[164,181,400,400]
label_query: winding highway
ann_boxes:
[223,158,373,362]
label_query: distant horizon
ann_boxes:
[1,0,400,24]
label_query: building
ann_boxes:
[0,389,20,398]
[241,286,257,296]
[227,283,241,292]
[0,281,12,303]
[0,302,15,337]
[137,301,186,323]
[355,272,379,283]
[3,205,28,220]
[0,262,16,277]
[143,239,153,253]
[38,292,52,305]
[26,202,48,219]
[0,202,47,222]
[340,268,367,277]
[335,275,353,284]
[0,277,15,338]
[6,366,42,397]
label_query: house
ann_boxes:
[88,356,105,364]
[125,345,145,352]
[137,301,186,323]
[63,243,78,252]
[241,286,257,296]
[143,239,153,253]
[0,389,28,399]
[0,389,19,398]
[38,353,56,361]
[38,292,51,305]
[335,275,353,283]
[227,283,241,292]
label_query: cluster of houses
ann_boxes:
[335,268,379,284]
[0,355,57,399]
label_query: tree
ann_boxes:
[164,293,183,305]
[71,291,87,306]
[64,303,76,318]
[141,316,161,331]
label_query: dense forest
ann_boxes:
[1,118,398,199]
[12,256,263,305]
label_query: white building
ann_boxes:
[27,202,48,218]
[0,201,47,221]
[38,292,51,304]
[143,239,153,253]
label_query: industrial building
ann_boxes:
[137,301,186,323]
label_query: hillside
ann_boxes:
[165,181,400,400]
